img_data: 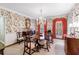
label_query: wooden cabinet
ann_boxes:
[65,37,79,55]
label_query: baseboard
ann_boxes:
[5,40,23,48]
[5,42,18,48]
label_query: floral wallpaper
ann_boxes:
[0,7,29,33]
[67,4,79,23]
[67,4,79,34]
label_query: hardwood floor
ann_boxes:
[54,39,65,55]
[4,39,65,55]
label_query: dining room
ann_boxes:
[0,3,79,55]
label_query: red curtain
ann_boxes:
[37,20,47,34]
[44,20,47,34]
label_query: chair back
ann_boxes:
[22,31,27,37]
[45,33,50,41]
[17,32,22,38]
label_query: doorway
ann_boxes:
[56,21,63,38]
[52,18,67,39]
[0,16,5,44]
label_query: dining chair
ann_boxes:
[37,33,50,52]
[17,32,24,44]
[23,31,37,55]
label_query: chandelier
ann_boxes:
[37,8,46,24]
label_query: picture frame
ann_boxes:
[25,18,31,29]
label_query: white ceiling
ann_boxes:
[0,3,75,18]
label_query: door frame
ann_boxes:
[0,16,5,44]
[52,18,67,39]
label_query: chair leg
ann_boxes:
[46,41,49,52]
[23,47,25,55]
[50,39,53,44]
[17,40,20,44]
[29,48,31,55]
[23,51,25,55]
[47,46,49,52]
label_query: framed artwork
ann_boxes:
[25,18,31,29]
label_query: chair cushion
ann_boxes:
[18,37,24,40]
[38,40,47,45]
[28,42,35,49]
